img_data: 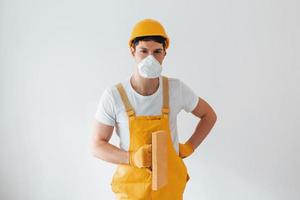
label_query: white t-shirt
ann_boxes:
[94,75,199,154]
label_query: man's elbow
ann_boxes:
[209,109,217,125]
[90,143,99,158]
[213,110,217,122]
[90,140,106,158]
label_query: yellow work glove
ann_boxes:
[179,142,194,159]
[129,144,152,168]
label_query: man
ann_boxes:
[91,19,217,199]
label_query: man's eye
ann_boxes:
[140,50,147,53]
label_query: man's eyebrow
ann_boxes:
[139,47,163,51]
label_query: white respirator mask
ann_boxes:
[137,55,162,79]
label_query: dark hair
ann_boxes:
[132,36,167,49]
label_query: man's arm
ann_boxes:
[90,121,129,165]
[187,97,217,149]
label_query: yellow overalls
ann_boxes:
[111,76,189,200]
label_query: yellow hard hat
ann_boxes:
[129,19,170,49]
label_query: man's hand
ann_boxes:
[179,142,194,159]
[129,144,152,168]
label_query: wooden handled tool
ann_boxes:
[152,130,168,190]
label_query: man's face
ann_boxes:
[131,40,166,65]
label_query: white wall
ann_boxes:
[1,0,299,199]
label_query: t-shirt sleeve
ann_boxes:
[180,80,199,113]
[94,87,116,126]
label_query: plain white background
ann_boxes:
[1,0,299,199]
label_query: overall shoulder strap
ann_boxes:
[162,76,169,117]
[116,83,135,117]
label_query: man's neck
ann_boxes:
[130,73,160,96]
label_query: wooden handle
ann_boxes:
[152,130,168,190]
